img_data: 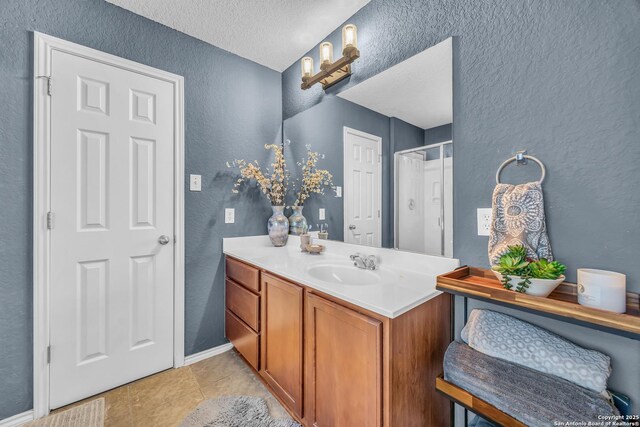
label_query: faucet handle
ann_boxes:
[365,255,379,270]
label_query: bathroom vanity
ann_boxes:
[223,236,459,426]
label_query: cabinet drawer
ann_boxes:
[226,257,260,293]
[226,279,260,332]
[226,309,259,370]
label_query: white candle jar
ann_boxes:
[577,269,626,313]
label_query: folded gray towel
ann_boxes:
[444,341,618,427]
[461,309,611,394]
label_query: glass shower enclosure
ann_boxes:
[394,142,453,257]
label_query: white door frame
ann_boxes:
[33,32,185,418]
[343,126,382,247]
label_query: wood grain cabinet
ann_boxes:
[302,290,451,427]
[305,293,383,427]
[260,273,304,418]
[225,256,451,426]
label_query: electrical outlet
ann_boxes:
[225,208,235,224]
[319,208,326,220]
[189,174,202,192]
[335,186,342,197]
[477,208,492,236]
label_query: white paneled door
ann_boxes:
[49,50,175,408]
[343,127,382,247]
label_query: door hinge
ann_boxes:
[47,211,55,229]
[46,346,51,364]
[37,76,53,96]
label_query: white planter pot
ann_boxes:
[493,272,565,297]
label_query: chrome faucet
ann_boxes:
[350,253,379,270]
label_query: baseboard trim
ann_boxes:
[0,410,34,427]
[183,343,233,366]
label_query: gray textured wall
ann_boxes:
[424,123,452,146]
[282,0,640,292]
[0,0,281,419]
[282,0,640,415]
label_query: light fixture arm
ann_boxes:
[301,24,360,91]
[301,47,360,90]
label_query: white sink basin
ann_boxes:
[306,264,381,286]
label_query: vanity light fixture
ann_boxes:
[301,24,360,90]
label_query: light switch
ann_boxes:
[225,208,235,224]
[319,208,326,220]
[189,174,202,192]
[335,186,342,197]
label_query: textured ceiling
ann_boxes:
[338,38,452,129]
[104,0,371,71]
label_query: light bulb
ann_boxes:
[301,57,314,78]
[319,42,333,66]
[342,24,358,53]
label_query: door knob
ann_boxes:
[348,225,356,230]
[158,235,171,245]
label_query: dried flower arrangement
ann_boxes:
[226,144,288,206]
[292,144,334,207]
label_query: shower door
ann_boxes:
[394,142,452,257]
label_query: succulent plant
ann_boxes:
[507,244,529,262]
[492,245,566,293]
[492,245,529,277]
[528,258,566,280]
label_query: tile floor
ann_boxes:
[54,350,291,427]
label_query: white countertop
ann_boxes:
[223,235,460,318]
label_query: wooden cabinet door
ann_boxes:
[305,293,382,427]
[260,273,304,418]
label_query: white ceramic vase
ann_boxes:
[494,272,565,297]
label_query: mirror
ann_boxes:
[284,37,453,257]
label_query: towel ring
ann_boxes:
[496,154,546,184]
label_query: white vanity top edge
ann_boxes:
[223,235,460,319]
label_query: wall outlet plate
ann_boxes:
[189,174,202,192]
[477,208,492,236]
[319,208,326,220]
[225,208,235,224]
[335,186,342,197]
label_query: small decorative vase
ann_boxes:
[289,206,308,235]
[267,205,289,247]
[493,272,565,297]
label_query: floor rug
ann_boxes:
[180,396,300,427]
[25,398,104,427]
